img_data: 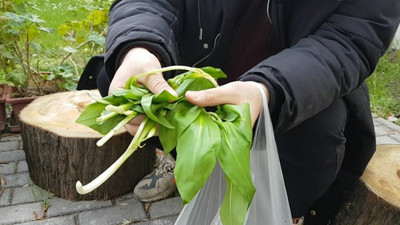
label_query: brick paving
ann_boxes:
[1,115,400,225]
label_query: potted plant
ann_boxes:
[0,0,55,132]
[0,83,7,132]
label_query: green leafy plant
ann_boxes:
[75,66,256,225]
[31,186,52,220]
[40,3,110,92]
[0,0,55,96]
[0,0,111,96]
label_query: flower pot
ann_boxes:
[0,84,8,132]
[5,86,37,133]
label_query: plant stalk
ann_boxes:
[96,113,136,146]
[76,118,156,195]
[132,66,219,88]
[2,0,6,12]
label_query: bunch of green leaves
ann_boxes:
[76,66,255,225]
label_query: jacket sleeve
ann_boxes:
[104,0,184,80]
[240,0,400,134]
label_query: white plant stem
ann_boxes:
[96,113,136,147]
[76,118,153,195]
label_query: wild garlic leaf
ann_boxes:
[216,104,254,203]
[218,104,252,143]
[200,66,227,80]
[153,90,180,103]
[220,177,249,225]
[216,121,255,202]
[159,101,201,154]
[175,78,216,96]
[76,102,126,135]
[167,70,193,89]
[130,104,145,114]
[141,94,174,129]
[125,76,140,89]
[174,110,221,205]
[102,94,128,106]
[110,89,131,97]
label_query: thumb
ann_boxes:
[139,73,178,96]
[185,85,237,107]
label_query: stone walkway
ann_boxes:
[1,115,400,225]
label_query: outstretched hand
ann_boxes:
[185,81,269,126]
[109,47,178,135]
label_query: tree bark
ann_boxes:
[331,145,400,225]
[19,90,156,200]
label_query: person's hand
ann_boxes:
[109,47,177,135]
[185,81,269,127]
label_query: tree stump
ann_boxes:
[331,144,400,225]
[19,90,156,201]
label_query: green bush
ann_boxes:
[0,0,112,96]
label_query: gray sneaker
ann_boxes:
[134,149,176,202]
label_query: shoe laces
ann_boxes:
[154,158,175,176]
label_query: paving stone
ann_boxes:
[372,118,382,126]
[376,135,400,145]
[0,189,12,207]
[0,134,21,142]
[0,141,21,152]
[115,191,136,201]
[374,126,391,136]
[375,118,400,132]
[17,161,28,173]
[0,202,42,225]
[0,150,25,163]
[12,185,53,205]
[46,198,112,218]
[0,162,16,175]
[135,215,177,225]
[390,134,400,142]
[148,197,182,219]
[15,215,76,225]
[78,198,146,225]
[3,173,31,188]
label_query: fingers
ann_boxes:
[185,81,268,126]
[185,83,238,106]
[137,72,178,96]
[185,82,260,106]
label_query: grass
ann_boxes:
[28,0,88,49]
[367,48,400,125]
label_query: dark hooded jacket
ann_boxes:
[104,0,400,224]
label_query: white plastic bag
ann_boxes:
[175,84,292,225]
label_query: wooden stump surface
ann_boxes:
[19,90,156,200]
[332,144,400,225]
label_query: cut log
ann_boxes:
[331,144,400,225]
[19,90,156,201]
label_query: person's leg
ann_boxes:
[275,98,348,219]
